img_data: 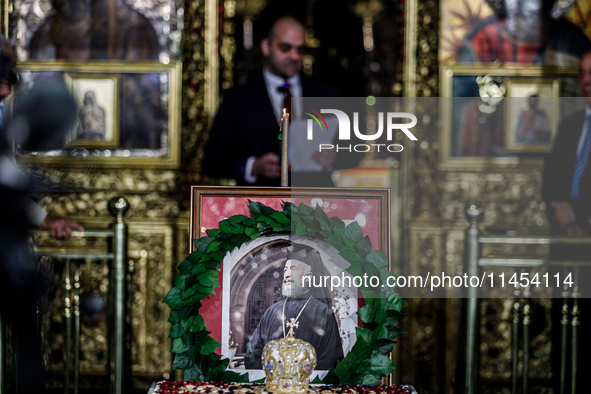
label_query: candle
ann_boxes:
[280,108,290,187]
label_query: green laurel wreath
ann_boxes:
[164,201,404,384]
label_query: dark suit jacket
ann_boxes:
[542,109,591,232]
[202,73,341,186]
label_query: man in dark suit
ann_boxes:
[542,50,591,393]
[202,16,343,186]
[543,51,591,236]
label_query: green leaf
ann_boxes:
[171,337,190,353]
[295,222,308,236]
[334,362,355,384]
[200,336,221,355]
[206,241,222,253]
[361,374,380,385]
[269,221,283,231]
[163,287,183,309]
[311,376,324,384]
[206,229,221,238]
[306,223,320,235]
[169,322,183,338]
[178,305,194,320]
[271,212,290,223]
[355,236,372,256]
[197,269,219,287]
[371,324,388,341]
[181,287,197,300]
[346,262,364,278]
[375,338,395,355]
[184,365,204,381]
[363,262,379,279]
[172,353,192,370]
[249,201,264,218]
[168,310,180,323]
[245,226,261,240]
[183,314,206,333]
[260,204,278,218]
[229,223,245,234]
[355,327,373,344]
[343,235,356,249]
[391,296,404,313]
[344,221,363,242]
[193,237,213,253]
[174,274,186,289]
[341,249,363,265]
[330,216,345,229]
[327,234,345,250]
[357,304,378,324]
[385,312,403,328]
[211,357,230,380]
[283,202,294,216]
[229,215,249,225]
[367,353,395,379]
[221,370,250,383]
[185,251,201,263]
[191,263,208,276]
[209,251,228,263]
[366,251,389,270]
[297,203,314,216]
[315,206,329,225]
[177,261,192,274]
[218,220,233,234]
[383,325,404,340]
[321,367,340,384]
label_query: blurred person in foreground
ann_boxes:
[0,36,83,239]
[0,35,80,393]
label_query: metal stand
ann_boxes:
[0,196,129,394]
[463,205,591,394]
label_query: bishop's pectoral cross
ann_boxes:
[285,318,299,337]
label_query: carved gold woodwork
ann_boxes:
[34,220,174,381]
[0,0,558,391]
[401,0,556,390]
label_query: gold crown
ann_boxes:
[262,322,317,394]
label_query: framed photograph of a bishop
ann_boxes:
[190,187,390,381]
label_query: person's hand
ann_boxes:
[252,153,280,179]
[312,150,336,168]
[551,202,586,235]
[41,214,84,240]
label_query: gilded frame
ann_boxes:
[440,64,579,170]
[65,73,120,149]
[190,186,391,381]
[16,61,182,168]
[504,78,561,153]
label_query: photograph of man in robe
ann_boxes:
[244,244,344,370]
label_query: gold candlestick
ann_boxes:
[280,108,290,187]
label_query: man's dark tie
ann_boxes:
[277,81,292,117]
[571,115,591,199]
